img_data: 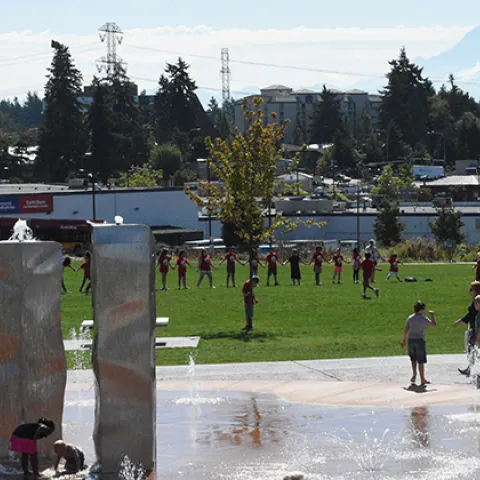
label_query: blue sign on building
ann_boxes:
[0,196,19,213]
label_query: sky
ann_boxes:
[0,0,479,101]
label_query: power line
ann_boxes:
[126,43,480,87]
[129,75,251,96]
[0,45,103,69]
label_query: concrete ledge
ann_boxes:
[64,336,200,351]
[80,317,169,332]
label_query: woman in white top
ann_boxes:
[365,239,385,282]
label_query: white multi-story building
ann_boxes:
[234,85,382,143]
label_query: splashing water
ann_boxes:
[119,456,146,480]
[325,422,398,474]
[71,327,92,371]
[8,219,34,242]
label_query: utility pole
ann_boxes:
[96,22,126,76]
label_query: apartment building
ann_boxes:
[234,85,382,143]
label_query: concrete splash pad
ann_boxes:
[61,388,480,479]
[3,355,479,479]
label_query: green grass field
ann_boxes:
[62,262,474,367]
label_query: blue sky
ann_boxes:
[0,1,478,100]
[0,0,479,33]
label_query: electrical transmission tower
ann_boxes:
[96,22,126,76]
[220,48,231,104]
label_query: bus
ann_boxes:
[0,217,105,256]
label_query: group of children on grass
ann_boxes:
[9,418,84,479]
[154,239,404,294]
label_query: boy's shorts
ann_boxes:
[363,275,371,287]
[267,267,277,276]
[408,338,427,364]
[314,265,322,274]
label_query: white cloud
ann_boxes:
[0,25,473,99]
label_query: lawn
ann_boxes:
[62,262,474,367]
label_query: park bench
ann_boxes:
[80,317,169,333]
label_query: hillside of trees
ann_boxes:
[1,44,479,184]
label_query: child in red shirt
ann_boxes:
[243,276,259,330]
[249,249,264,278]
[330,248,348,284]
[197,249,218,288]
[266,248,280,286]
[76,252,91,295]
[219,247,243,288]
[174,250,191,290]
[387,253,403,282]
[352,247,361,284]
[157,249,173,291]
[309,246,325,286]
[361,253,380,298]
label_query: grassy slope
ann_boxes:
[62,262,473,366]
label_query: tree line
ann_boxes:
[2,44,480,186]
[299,47,480,176]
[0,40,233,185]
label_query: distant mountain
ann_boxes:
[416,26,480,77]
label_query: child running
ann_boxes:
[53,440,85,475]
[157,249,173,291]
[242,275,259,330]
[10,418,56,479]
[197,249,217,288]
[219,247,243,288]
[266,247,280,286]
[401,301,437,385]
[387,253,403,282]
[283,249,306,286]
[330,248,348,284]
[361,252,380,298]
[310,246,325,286]
[352,247,362,284]
[76,252,91,295]
[473,253,480,281]
[62,256,74,294]
[174,250,191,290]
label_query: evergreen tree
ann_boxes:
[22,92,43,127]
[333,117,358,173]
[380,48,434,150]
[374,200,405,246]
[138,90,154,126]
[154,58,198,145]
[87,79,115,183]
[206,97,221,126]
[309,86,342,144]
[36,40,87,182]
[292,114,306,146]
[108,66,151,171]
[358,112,383,164]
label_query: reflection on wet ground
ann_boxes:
[4,390,480,479]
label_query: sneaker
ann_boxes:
[211,286,216,289]
[375,288,380,298]
[458,368,470,376]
